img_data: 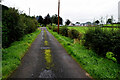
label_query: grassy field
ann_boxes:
[47,27,120,79]
[68,26,119,34]
[2,29,41,79]
[68,27,89,33]
[104,24,120,27]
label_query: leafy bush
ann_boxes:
[47,24,57,32]
[53,27,58,32]
[2,6,38,48]
[49,26,52,29]
[68,29,80,39]
[52,24,56,31]
[84,28,120,62]
[106,52,117,62]
[2,8,21,47]
[48,25,52,30]
[60,26,68,37]
[110,29,120,62]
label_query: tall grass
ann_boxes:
[47,28,120,79]
[2,29,41,79]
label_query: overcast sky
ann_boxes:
[1,0,120,23]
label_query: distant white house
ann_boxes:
[69,23,81,26]
[69,23,74,26]
[75,24,80,26]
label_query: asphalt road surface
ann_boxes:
[9,27,92,79]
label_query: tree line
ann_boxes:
[36,14,63,26]
[2,5,38,48]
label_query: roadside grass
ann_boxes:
[2,29,41,79]
[47,28,120,79]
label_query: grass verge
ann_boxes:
[47,27,120,80]
[2,29,41,79]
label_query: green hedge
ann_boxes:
[60,27,69,37]
[2,6,38,48]
[84,28,120,62]
[48,25,82,40]
[68,29,82,40]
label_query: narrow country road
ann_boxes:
[9,27,92,79]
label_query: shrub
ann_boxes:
[84,28,110,56]
[78,32,83,40]
[2,8,21,47]
[2,6,38,48]
[52,24,56,31]
[49,26,52,30]
[53,27,58,32]
[84,28,120,62]
[106,52,117,62]
[110,29,120,62]
[47,24,52,30]
[68,29,79,39]
[60,27,68,37]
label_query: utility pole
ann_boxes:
[29,8,30,16]
[58,0,60,34]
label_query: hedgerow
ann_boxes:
[48,25,83,40]
[84,28,120,62]
[60,26,69,37]
[2,5,38,48]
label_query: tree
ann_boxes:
[2,5,38,48]
[65,19,71,25]
[95,20,100,25]
[51,14,63,25]
[51,14,58,25]
[76,22,80,24]
[44,14,51,26]
[38,15,43,24]
[76,22,80,25]
[107,19,112,24]
[59,17,63,25]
